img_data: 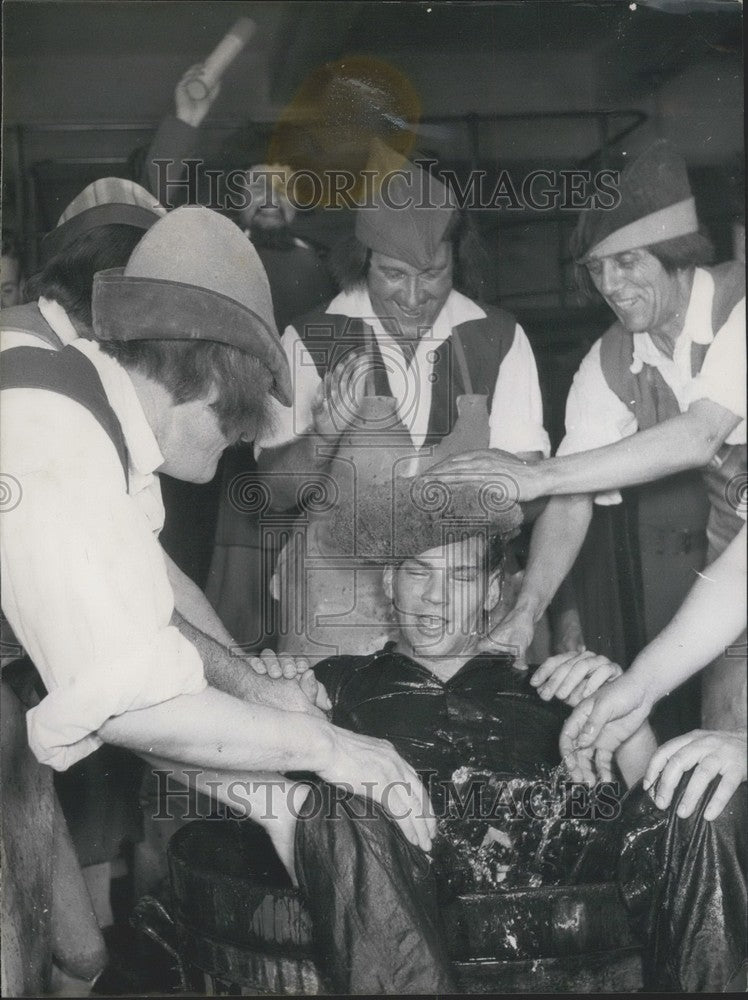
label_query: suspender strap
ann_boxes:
[1,346,129,484]
[451,327,473,395]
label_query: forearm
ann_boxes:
[624,525,747,704]
[164,550,234,645]
[140,752,301,820]
[171,609,269,699]
[515,494,593,624]
[537,403,737,498]
[141,115,200,203]
[548,573,584,651]
[548,572,579,619]
[615,722,659,789]
[99,686,333,773]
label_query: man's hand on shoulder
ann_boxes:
[248,648,311,679]
[234,652,331,716]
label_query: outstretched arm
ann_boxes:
[426,399,740,501]
[138,64,221,201]
[531,649,657,787]
[562,523,747,757]
[100,687,436,851]
[482,494,593,666]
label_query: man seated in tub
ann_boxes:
[238,481,746,995]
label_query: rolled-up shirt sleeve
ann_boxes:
[556,339,639,505]
[688,299,746,426]
[1,390,206,771]
[488,324,551,457]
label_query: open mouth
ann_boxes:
[413,613,447,635]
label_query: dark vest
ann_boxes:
[598,261,746,556]
[293,302,517,446]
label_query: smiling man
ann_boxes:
[428,141,746,728]
[256,143,552,656]
[258,146,549,477]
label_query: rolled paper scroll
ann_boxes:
[185,17,256,100]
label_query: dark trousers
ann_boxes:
[295,776,746,995]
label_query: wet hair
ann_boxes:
[571,225,715,301]
[25,224,146,327]
[97,338,273,443]
[330,208,490,301]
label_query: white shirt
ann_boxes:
[257,287,551,457]
[558,267,746,504]
[1,327,206,771]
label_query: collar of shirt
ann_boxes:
[326,288,486,451]
[9,300,163,482]
[37,296,83,346]
[327,286,486,342]
[630,266,714,376]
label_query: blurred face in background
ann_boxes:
[1,252,22,308]
[239,165,296,232]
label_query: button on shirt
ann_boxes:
[257,288,551,458]
[1,329,206,770]
[557,267,746,504]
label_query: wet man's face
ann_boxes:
[384,535,501,661]
[367,241,453,340]
[585,247,686,335]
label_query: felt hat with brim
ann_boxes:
[572,139,698,262]
[40,178,166,263]
[320,471,523,562]
[91,206,292,406]
[355,139,456,270]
